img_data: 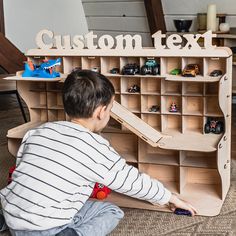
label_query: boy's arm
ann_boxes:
[102,158,171,206]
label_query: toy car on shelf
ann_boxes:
[110,67,120,74]
[22,58,61,78]
[204,118,224,134]
[122,63,140,75]
[209,69,223,77]
[169,102,178,112]
[149,105,160,112]
[140,59,160,75]
[170,68,181,75]
[91,67,100,73]
[182,64,200,77]
[128,84,140,93]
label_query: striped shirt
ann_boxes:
[0,121,171,230]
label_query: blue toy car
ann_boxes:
[141,59,160,75]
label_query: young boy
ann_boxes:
[0,70,196,235]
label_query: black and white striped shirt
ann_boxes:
[0,121,171,230]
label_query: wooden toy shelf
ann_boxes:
[6,45,232,216]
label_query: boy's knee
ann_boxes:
[102,202,124,219]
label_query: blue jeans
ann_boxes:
[1,200,124,236]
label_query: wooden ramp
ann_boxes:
[111,101,163,147]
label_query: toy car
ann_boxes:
[149,105,160,112]
[110,67,120,74]
[174,208,192,216]
[122,63,140,75]
[210,69,223,77]
[182,64,200,77]
[170,68,181,75]
[91,67,100,73]
[169,102,178,112]
[204,118,224,134]
[128,84,140,93]
[140,59,160,75]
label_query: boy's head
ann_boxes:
[62,70,115,129]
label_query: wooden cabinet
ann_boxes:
[5,35,232,216]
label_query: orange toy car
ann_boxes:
[182,64,200,77]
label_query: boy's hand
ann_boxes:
[168,193,197,216]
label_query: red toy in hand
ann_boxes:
[91,183,111,200]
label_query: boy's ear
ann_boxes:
[93,105,107,120]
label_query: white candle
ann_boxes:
[207,4,217,32]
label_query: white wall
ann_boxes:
[3,0,88,53]
[82,0,152,47]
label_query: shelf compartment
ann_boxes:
[161,80,181,95]
[121,94,141,113]
[204,96,223,116]
[102,133,138,163]
[204,82,219,96]
[161,96,181,114]
[101,56,120,74]
[182,82,204,96]
[182,96,203,116]
[180,167,221,198]
[161,57,181,75]
[48,110,66,121]
[120,57,140,71]
[141,95,161,113]
[81,56,101,71]
[161,114,182,134]
[139,140,179,165]
[63,56,82,74]
[141,114,161,132]
[204,57,226,76]
[108,76,121,93]
[46,81,63,92]
[47,92,63,109]
[180,151,217,168]
[106,117,122,131]
[121,76,140,94]
[141,77,161,94]
[182,116,203,134]
[139,164,179,193]
[182,57,203,75]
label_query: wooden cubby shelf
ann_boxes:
[5,36,232,216]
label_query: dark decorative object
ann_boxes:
[174,19,192,32]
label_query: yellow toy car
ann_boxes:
[182,64,200,77]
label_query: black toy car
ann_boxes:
[204,118,224,134]
[149,105,159,112]
[122,63,140,75]
[141,59,160,75]
[128,84,140,93]
[209,69,223,77]
[174,208,192,216]
[110,67,120,74]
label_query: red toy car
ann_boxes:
[91,183,111,200]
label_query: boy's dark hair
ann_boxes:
[62,69,115,118]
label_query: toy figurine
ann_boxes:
[91,183,111,200]
[169,101,178,112]
[22,58,61,78]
